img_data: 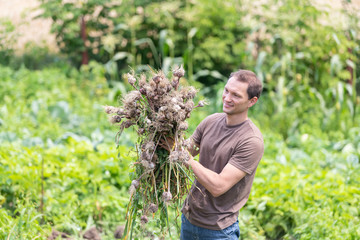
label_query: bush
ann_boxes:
[0,18,17,65]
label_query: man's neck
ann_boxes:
[225,113,248,126]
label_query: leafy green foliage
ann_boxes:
[36,0,360,89]
[0,63,135,238]
[238,130,360,239]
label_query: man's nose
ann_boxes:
[223,94,232,102]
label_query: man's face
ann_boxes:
[222,77,254,115]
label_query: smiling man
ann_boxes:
[181,69,264,240]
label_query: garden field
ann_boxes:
[1,0,360,239]
[1,63,359,239]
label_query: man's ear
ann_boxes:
[248,97,258,108]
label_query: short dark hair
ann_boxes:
[229,70,262,99]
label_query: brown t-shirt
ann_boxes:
[181,113,264,230]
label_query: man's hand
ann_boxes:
[159,136,175,152]
[188,138,200,157]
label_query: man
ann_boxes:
[181,69,264,239]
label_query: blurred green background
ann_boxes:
[0,0,359,239]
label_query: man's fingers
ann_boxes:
[158,136,174,152]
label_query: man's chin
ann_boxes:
[223,108,232,114]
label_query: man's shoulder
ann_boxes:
[195,113,224,133]
[244,119,263,141]
[203,112,225,123]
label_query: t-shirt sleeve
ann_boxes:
[228,136,264,175]
[191,119,205,145]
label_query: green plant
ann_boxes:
[38,0,127,66]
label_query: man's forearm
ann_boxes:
[188,157,247,197]
[188,159,224,197]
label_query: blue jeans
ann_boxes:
[180,214,240,240]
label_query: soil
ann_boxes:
[48,230,71,240]
[114,225,125,239]
[83,227,101,240]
